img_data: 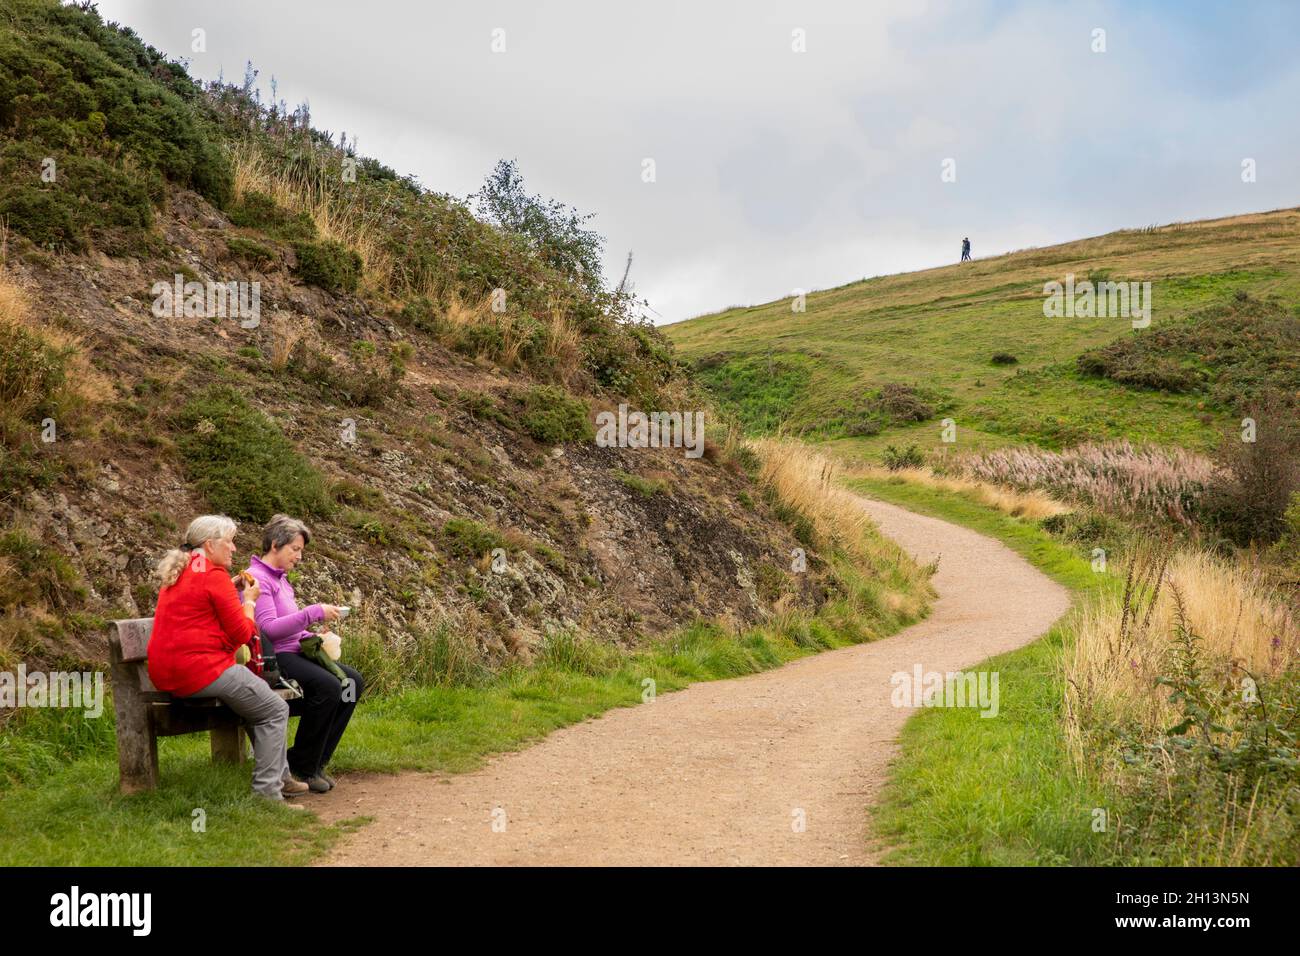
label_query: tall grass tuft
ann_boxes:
[231,147,393,296]
[535,629,621,677]
[749,438,933,625]
[1063,540,1298,769]
[948,441,1216,523]
[344,611,495,693]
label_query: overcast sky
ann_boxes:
[93,0,1300,324]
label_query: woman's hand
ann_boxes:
[320,604,341,622]
[244,580,261,604]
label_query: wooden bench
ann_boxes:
[109,618,302,794]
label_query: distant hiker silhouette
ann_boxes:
[961,237,971,261]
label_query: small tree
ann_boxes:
[470,159,604,294]
[1202,391,1300,546]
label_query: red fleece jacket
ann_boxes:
[147,556,258,696]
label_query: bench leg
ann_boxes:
[111,661,159,793]
[211,723,247,765]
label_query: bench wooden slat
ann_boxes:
[111,618,155,664]
[109,616,302,792]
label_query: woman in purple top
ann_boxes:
[246,514,364,793]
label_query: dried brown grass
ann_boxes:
[750,439,931,618]
[0,262,111,418]
[851,464,1071,521]
[268,311,312,373]
[231,146,394,297]
[1063,543,1299,771]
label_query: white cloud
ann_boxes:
[95,0,1300,322]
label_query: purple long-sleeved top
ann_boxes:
[246,554,324,654]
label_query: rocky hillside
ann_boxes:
[0,0,834,673]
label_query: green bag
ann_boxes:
[299,634,348,684]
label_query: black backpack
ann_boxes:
[259,633,302,698]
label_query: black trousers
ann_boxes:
[277,652,365,779]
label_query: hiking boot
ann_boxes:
[319,771,337,789]
[281,776,310,796]
[305,775,332,794]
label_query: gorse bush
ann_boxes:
[0,0,232,252]
[1076,297,1300,412]
[518,385,592,444]
[846,383,939,438]
[1201,393,1300,546]
[174,385,332,522]
[0,143,154,254]
[224,235,275,267]
[881,444,924,471]
[292,239,362,293]
[227,190,316,241]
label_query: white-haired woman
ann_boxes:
[148,515,307,807]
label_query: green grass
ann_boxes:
[848,475,1122,865]
[613,469,669,497]
[0,736,360,866]
[667,209,1300,452]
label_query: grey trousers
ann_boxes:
[187,663,291,799]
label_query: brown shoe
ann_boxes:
[282,776,310,796]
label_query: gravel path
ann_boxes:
[312,496,1070,866]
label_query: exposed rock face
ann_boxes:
[5,188,828,669]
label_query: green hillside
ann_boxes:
[665,209,1300,458]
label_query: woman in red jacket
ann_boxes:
[148,514,307,806]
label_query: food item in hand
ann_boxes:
[233,570,256,590]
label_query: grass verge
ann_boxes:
[849,473,1119,865]
[853,472,1300,866]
